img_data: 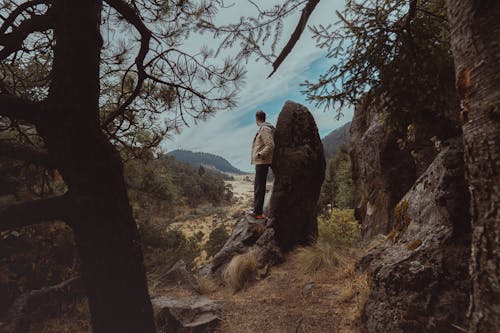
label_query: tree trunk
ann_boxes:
[445,1,500,331]
[36,1,156,331]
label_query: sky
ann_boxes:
[165,1,351,172]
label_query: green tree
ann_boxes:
[319,145,353,213]
[304,0,458,133]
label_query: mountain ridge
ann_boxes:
[167,149,245,174]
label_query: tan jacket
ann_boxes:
[251,123,275,165]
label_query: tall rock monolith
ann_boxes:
[270,101,326,250]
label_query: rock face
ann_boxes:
[270,101,326,250]
[208,216,283,276]
[153,296,221,333]
[350,96,462,239]
[350,100,416,239]
[359,139,471,332]
[157,260,200,292]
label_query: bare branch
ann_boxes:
[103,0,152,127]
[268,0,320,78]
[0,94,45,124]
[0,10,53,60]
[0,0,51,35]
[0,194,71,231]
[0,139,53,167]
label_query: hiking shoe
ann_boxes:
[247,212,266,219]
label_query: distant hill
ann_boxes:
[167,150,245,174]
[322,122,351,160]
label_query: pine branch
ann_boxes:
[268,0,320,78]
[103,0,152,127]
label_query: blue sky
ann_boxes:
[166,1,351,172]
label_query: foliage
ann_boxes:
[305,0,456,131]
[319,145,354,214]
[139,225,200,273]
[205,225,229,258]
[162,156,227,207]
[0,223,76,314]
[295,209,360,272]
[124,155,233,220]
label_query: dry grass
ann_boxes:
[295,209,360,273]
[223,252,257,292]
[198,276,219,294]
[295,239,352,272]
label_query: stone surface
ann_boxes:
[359,139,471,333]
[270,101,326,250]
[157,260,200,292]
[209,215,283,276]
[153,295,221,333]
[349,99,415,239]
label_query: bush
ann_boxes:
[205,226,229,258]
[139,225,201,273]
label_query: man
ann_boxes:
[248,110,275,219]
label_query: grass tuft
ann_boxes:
[295,209,360,272]
[223,252,257,292]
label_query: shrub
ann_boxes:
[139,224,201,273]
[205,225,229,258]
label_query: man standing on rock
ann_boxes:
[248,110,275,219]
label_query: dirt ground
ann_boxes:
[207,252,368,333]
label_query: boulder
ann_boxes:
[153,296,221,333]
[157,260,200,292]
[270,101,326,250]
[206,101,324,277]
[359,138,471,332]
[208,215,283,276]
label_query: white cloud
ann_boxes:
[165,1,349,172]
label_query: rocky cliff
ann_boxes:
[359,139,471,332]
[350,96,471,332]
[349,99,416,238]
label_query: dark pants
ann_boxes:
[254,164,270,215]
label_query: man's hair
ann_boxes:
[255,110,266,122]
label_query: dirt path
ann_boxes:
[208,252,368,333]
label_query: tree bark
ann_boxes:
[445,1,500,331]
[35,1,156,331]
